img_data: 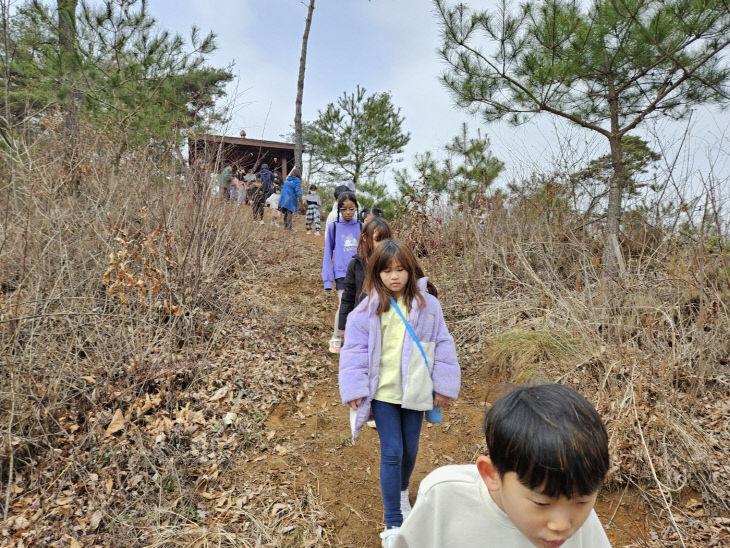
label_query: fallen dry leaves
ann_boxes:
[3,214,729,548]
[1,224,335,547]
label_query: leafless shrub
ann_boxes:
[416,170,730,544]
[0,124,330,545]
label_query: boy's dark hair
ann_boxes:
[483,384,608,498]
[334,184,350,199]
[309,184,317,191]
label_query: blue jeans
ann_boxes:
[371,399,424,528]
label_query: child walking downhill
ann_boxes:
[265,186,281,226]
[338,217,392,335]
[394,384,612,548]
[325,184,353,232]
[360,207,385,225]
[305,185,322,235]
[322,191,362,353]
[338,240,461,547]
[278,168,305,231]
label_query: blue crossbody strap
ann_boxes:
[390,297,431,375]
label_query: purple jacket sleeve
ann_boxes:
[338,301,371,404]
[321,223,335,289]
[430,298,461,400]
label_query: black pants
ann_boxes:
[282,209,293,230]
[252,194,265,221]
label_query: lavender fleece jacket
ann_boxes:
[321,218,361,290]
[339,277,461,441]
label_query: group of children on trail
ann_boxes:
[219,164,323,234]
[321,185,613,547]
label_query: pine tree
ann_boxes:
[306,86,410,184]
[436,0,730,277]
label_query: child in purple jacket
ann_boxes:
[338,240,461,547]
[322,191,361,353]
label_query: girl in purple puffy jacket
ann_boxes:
[322,191,361,353]
[338,240,461,547]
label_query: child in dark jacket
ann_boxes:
[338,217,392,333]
[322,191,361,353]
[360,207,385,225]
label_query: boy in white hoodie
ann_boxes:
[392,384,612,548]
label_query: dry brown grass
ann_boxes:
[401,192,730,545]
[2,125,729,546]
[0,127,332,546]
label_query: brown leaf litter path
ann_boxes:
[229,215,648,547]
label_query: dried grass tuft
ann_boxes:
[410,191,730,545]
[486,326,580,379]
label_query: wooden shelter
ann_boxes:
[188,133,296,180]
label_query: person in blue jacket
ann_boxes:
[322,191,362,353]
[278,168,305,230]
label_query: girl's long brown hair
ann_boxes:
[363,239,437,316]
[357,217,392,263]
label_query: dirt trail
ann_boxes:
[232,214,647,547]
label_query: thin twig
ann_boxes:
[630,369,686,548]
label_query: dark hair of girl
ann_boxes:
[357,217,392,265]
[359,207,385,222]
[333,184,350,199]
[363,239,437,316]
[336,191,359,222]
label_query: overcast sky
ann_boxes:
[148,0,730,190]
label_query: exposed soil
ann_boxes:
[231,213,652,547]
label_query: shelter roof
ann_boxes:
[191,134,296,151]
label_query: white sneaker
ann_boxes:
[400,490,412,521]
[380,527,400,548]
[306,230,311,234]
[259,220,264,225]
[367,420,377,429]
[315,231,321,236]
[328,338,342,354]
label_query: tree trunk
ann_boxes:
[294,0,315,172]
[603,133,627,279]
[57,0,80,193]
[1,1,18,199]
[602,70,626,279]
